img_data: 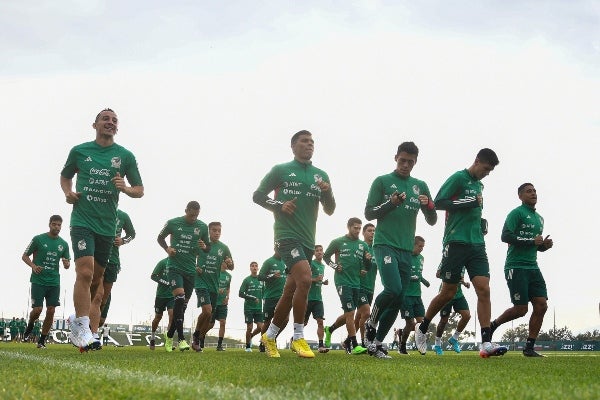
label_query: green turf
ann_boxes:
[1,343,598,400]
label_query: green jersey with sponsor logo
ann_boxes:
[24,233,70,286]
[195,240,232,292]
[61,141,143,237]
[107,209,135,265]
[158,217,209,275]
[365,172,436,251]
[217,270,232,305]
[405,254,425,297]
[254,159,336,248]
[435,169,484,245]
[258,256,286,299]
[308,259,326,301]
[239,276,264,311]
[502,204,545,270]
[151,258,172,299]
[324,236,371,289]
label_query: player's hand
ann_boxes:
[62,258,70,269]
[418,194,429,205]
[255,298,259,304]
[65,191,81,204]
[281,197,297,215]
[31,264,42,274]
[336,264,343,272]
[464,281,471,289]
[477,194,483,207]
[360,269,367,276]
[114,237,124,246]
[166,246,177,256]
[323,279,329,285]
[198,239,207,250]
[534,235,544,246]
[543,235,553,249]
[112,172,128,192]
[365,252,372,261]
[195,266,203,275]
[274,271,281,278]
[317,179,331,192]
[391,191,406,205]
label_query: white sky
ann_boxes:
[1,1,599,344]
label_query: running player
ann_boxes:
[239,262,264,352]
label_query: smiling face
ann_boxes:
[93,110,119,139]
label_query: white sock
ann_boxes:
[453,331,461,341]
[293,323,304,340]
[435,337,442,346]
[266,323,280,339]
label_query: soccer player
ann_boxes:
[433,266,471,355]
[60,108,144,351]
[398,236,431,355]
[415,148,508,358]
[305,244,329,353]
[258,247,287,353]
[99,209,136,329]
[354,223,377,348]
[9,318,18,342]
[157,200,210,352]
[21,215,71,349]
[239,262,264,352]
[364,142,437,359]
[149,258,174,350]
[192,221,234,352]
[489,183,553,357]
[253,130,336,358]
[211,261,233,351]
[0,319,6,342]
[323,217,372,355]
[101,324,110,346]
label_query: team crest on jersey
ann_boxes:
[78,239,87,251]
[384,256,392,264]
[58,245,64,252]
[313,174,322,183]
[514,293,521,301]
[358,244,364,251]
[412,185,420,195]
[218,249,223,256]
[111,157,121,169]
[194,228,200,235]
[346,302,352,309]
[291,248,300,258]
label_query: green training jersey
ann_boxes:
[324,235,371,289]
[238,275,264,311]
[258,256,287,299]
[195,240,232,292]
[158,216,209,275]
[502,204,545,270]
[61,141,143,237]
[151,258,172,299]
[365,172,436,251]
[308,259,326,301]
[254,159,336,248]
[217,270,232,305]
[23,233,70,286]
[107,209,135,265]
[360,243,377,293]
[405,254,425,297]
[434,169,484,245]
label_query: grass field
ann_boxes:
[1,343,598,400]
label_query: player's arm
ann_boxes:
[318,176,336,216]
[121,214,136,245]
[21,251,41,274]
[118,157,144,198]
[257,261,271,281]
[364,178,398,220]
[434,177,478,211]
[419,185,437,226]
[501,212,536,246]
[253,167,285,213]
[238,280,257,301]
[323,241,340,271]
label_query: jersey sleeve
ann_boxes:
[434,173,478,210]
[253,165,284,213]
[364,176,396,221]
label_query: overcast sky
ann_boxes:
[1,1,599,344]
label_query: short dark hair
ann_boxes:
[415,235,425,243]
[95,108,116,122]
[347,217,362,228]
[291,130,311,146]
[208,221,221,229]
[49,215,62,223]
[397,142,419,156]
[518,183,534,195]
[186,201,200,211]
[314,244,323,251]
[362,223,375,233]
[476,148,499,166]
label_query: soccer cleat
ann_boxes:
[343,337,352,354]
[290,338,315,358]
[261,333,280,358]
[448,337,461,353]
[259,342,265,353]
[149,339,155,350]
[434,345,443,355]
[192,341,202,352]
[365,320,376,345]
[479,342,509,358]
[178,339,190,351]
[523,348,546,357]
[351,345,367,355]
[318,346,330,353]
[398,346,409,355]
[367,343,392,359]
[245,347,252,352]
[36,342,46,349]
[414,323,428,355]
[324,326,332,348]
[90,339,103,351]
[164,335,173,353]
[216,346,225,351]
[68,314,95,352]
